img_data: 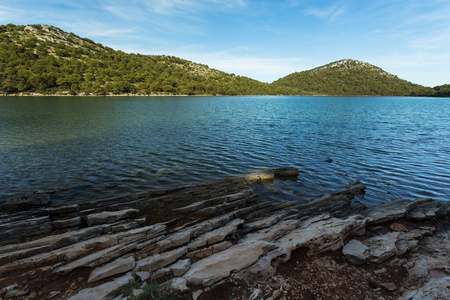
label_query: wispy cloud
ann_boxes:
[0,5,25,23]
[304,1,347,21]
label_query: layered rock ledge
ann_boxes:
[0,168,448,300]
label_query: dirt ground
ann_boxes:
[200,248,410,300]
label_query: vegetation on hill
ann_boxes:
[431,84,450,97]
[272,59,435,96]
[0,24,447,97]
[0,24,295,96]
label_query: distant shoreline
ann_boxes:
[0,93,443,98]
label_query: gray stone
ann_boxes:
[88,256,136,283]
[67,272,134,300]
[169,259,191,276]
[170,278,189,291]
[241,219,301,244]
[52,217,82,229]
[151,267,171,280]
[408,200,441,220]
[57,242,136,274]
[116,224,165,244]
[399,277,450,300]
[363,199,416,225]
[342,239,369,264]
[86,209,139,226]
[277,215,366,257]
[363,232,399,263]
[4,284,28,298]
[135,271,150,282]
[242,212,288,233]
[183,241,275,287]
[48,204,80,215]
[135,247,187,273]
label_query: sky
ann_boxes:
[1,0,449,87]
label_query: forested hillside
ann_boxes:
[273,59,435,96]
[0,24,295,96]
[0,24,447,97]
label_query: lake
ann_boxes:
[0,96,449,206]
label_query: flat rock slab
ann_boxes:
[363,199,415,225]
[183,240,276,287]
[399,277,450,300]
[68,272,134,300]
[342,239,369,264]
[88,256,135,283]
[86,209,139,226]
[364,232,399,263]
[277,215,366,256]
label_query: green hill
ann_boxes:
[0,24,294,96]
[272,59,434,96]
[0,24,446,97]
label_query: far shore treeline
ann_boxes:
[1,24,449,97]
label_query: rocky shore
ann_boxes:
[0,168,448,300]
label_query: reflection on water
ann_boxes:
[0,96,449,205]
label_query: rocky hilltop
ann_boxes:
[273,59,434,96]
[0,168,448,299]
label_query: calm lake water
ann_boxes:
[0,96,449,206]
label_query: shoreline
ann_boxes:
[0,168,449,299]
[0,93,442,98]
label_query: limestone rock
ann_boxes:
[241,219,301,244]
[342,239,369,264]
[88,256,136,283]
[151,267,171,280]
[86,209,139,226]
[363,232,399,263]
[277,215,366,257]
[363,199,415,225]
[169,259,191,276]
[170,278,189,291]
[52,216,82,230]
[135,247,187,273]
[242,212,288,233]
[183,241,276,287]
[408,199,441,220]
[67,272,134,300]
[57,242,136,274]
[135,271,150,282]
[399,277,450,300]
[4,284,28,298]
[199,218,244,245]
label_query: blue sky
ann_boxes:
[1,0,449,86]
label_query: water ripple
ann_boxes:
[0,96,449,205]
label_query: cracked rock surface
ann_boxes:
[0,167,448,300]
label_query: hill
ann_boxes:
[0,24,446,97]
[0,24,295,96]
[272,59,434,96]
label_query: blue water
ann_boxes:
[0,96,449,205]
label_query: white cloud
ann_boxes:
[164,47,304,82]
[304,1,347,21]
[0,5,25,23]
[367,52,450,87]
